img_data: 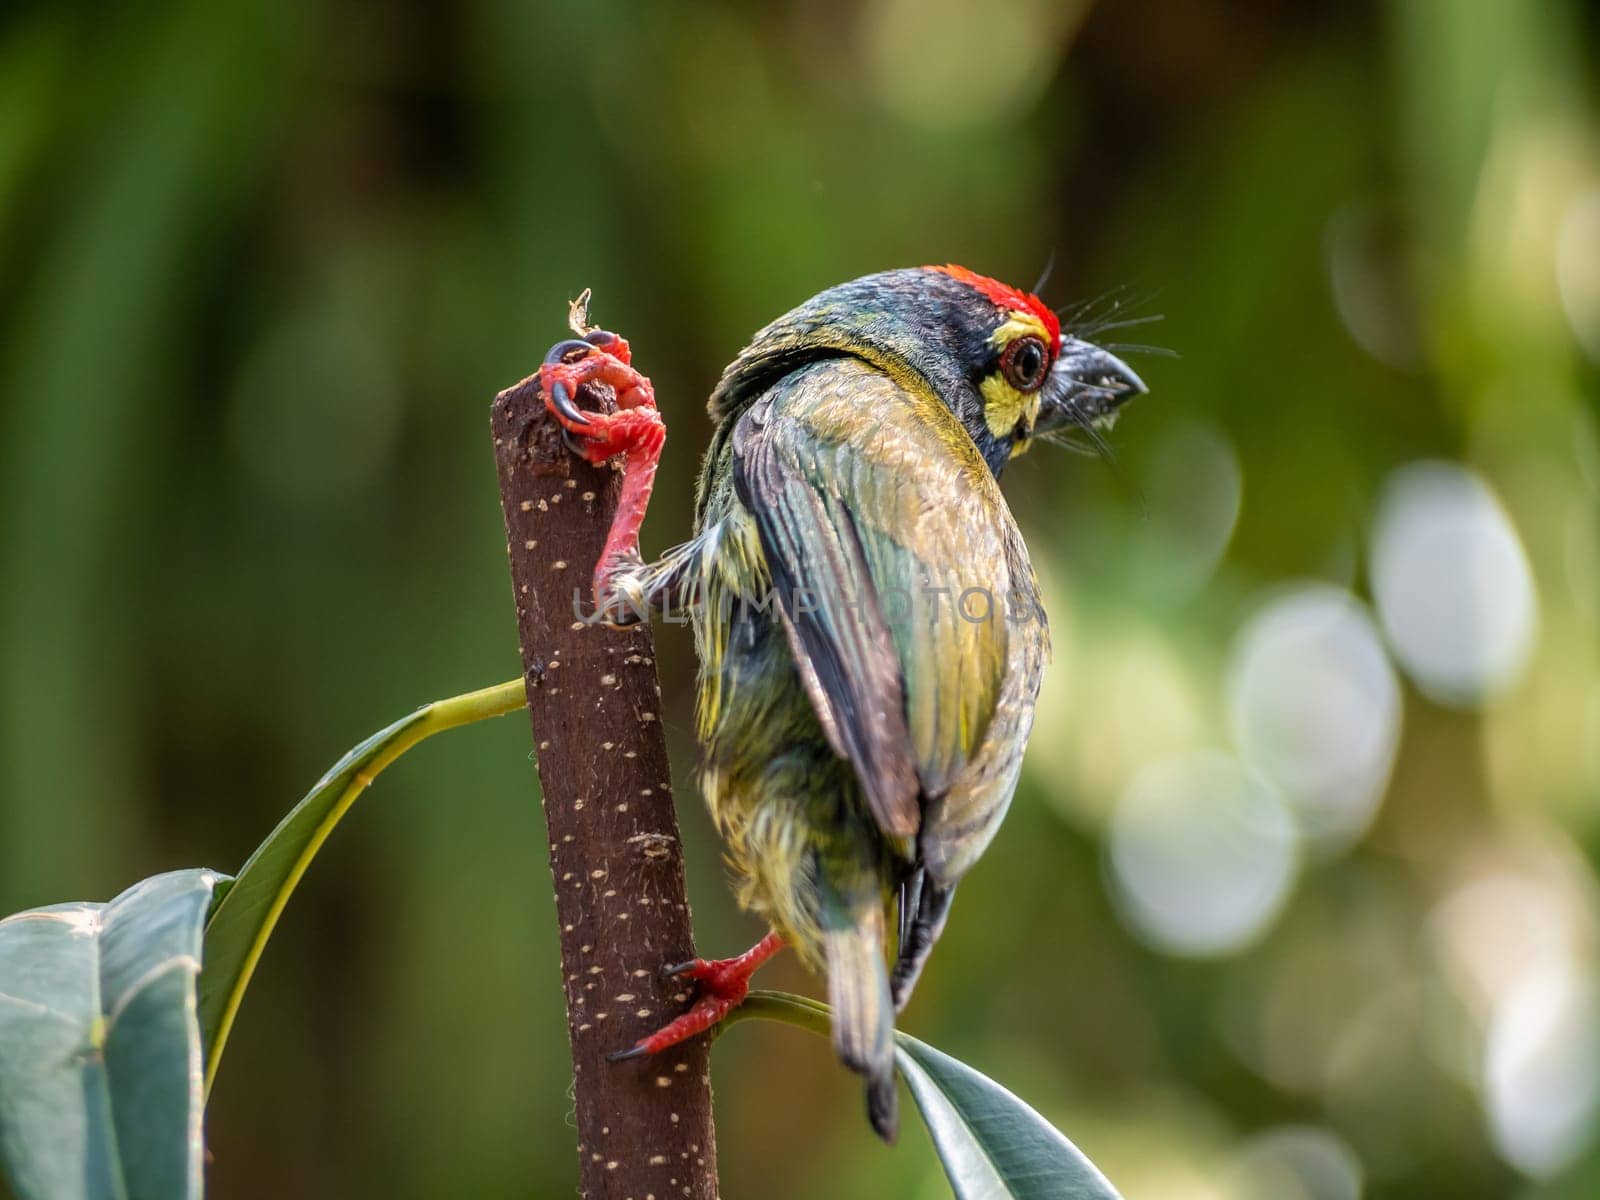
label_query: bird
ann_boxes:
[537,265,1147,1141]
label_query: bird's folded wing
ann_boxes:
[730,359,1013,844]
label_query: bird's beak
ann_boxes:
[1037,338,1148,434]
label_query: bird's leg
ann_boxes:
[606,931,786,1061]
[539,330,665,615]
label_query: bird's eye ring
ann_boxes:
[1000,336,1050,393]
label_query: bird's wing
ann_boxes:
[730,358,1018,846]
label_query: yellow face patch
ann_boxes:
[981,310,1053,446]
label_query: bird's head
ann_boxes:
[708,265,1148,475]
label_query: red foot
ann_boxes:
[538,331,666,600]
[607,931,785,1062]
[538,334,655,450]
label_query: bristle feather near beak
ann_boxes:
[1037,339,1147,438]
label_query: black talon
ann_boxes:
[560,425,591,457]
[663,959,700,978]
[543,338,600,429]
[543,337,594,366]
[584,328,618,347]
[547,380,592,430]
[606,1044,649,1063]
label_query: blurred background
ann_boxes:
[1,0,1597,1196]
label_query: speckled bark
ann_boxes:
[492,375,718,1199]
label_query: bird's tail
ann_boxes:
[891,869,955,1012]
[823,895,898,1142]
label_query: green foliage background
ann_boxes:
[1,1,1597,1196]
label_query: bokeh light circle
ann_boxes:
[1108,752,1298,957]
[1371,461,1538,706]
[1143,420,1244,597]
[1484,967,1600,1178]
[1558,187,1600,363]
[860,0,1085,130]
[1227,585,1401,851]
[1230,1125,1364,1200]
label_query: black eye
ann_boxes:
[1000,336,1050,392]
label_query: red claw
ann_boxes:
[537,332,666,604]
[582,327,633,365]
[538,336,655,447]
[606,932,786,1062]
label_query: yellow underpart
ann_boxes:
[982,310,1051,443]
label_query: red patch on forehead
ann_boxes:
[928,263,1061,352]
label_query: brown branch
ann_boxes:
[492,376,718,1199]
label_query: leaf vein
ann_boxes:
[0,990,80,1028]
[104,955,202,1035]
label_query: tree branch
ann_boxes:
[492,376,717,1198]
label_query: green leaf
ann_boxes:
[895,1034,1120,1200]
[729,991,1122,1200]
[196,679,525,1095]
[0,868,226,1200]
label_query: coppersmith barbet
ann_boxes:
[538,266,1147,1140]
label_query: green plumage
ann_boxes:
[690,359,1045,1138]
[603,266,1143,1140]
[693,354,1047,919]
